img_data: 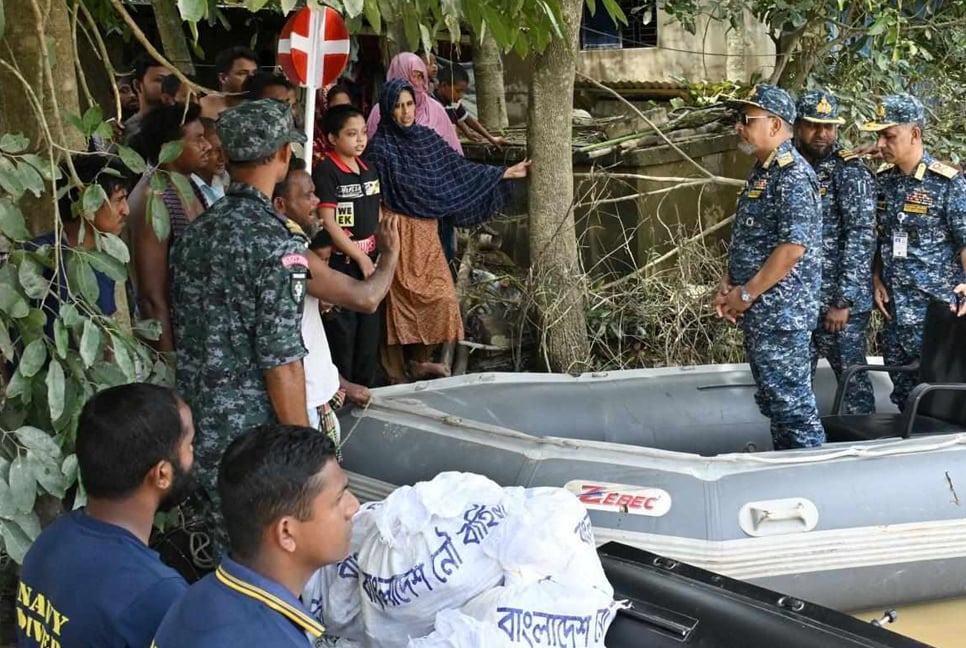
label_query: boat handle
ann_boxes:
[738,498,819,537]
[752,503,806,526]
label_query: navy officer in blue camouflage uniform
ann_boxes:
[171,99,397,555]
[859,93,966,409]
[714,84,825,449]
[794,90,876,414]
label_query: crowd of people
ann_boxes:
[12,37,966,648]
[16,43,525,647]
[715,85,966,450]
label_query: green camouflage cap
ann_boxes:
[860,93,925,131]
[217,98,307,163]
[796,90,845,125]
[727,83,797,124]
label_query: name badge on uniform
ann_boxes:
[893,232,908,258]
[336,202,355,227]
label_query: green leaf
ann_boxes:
[81,183,107,215]
[0,0,6,41]
[90,360,128,388]
[21,153,59,181]
[0,322,14,361]
[363,0,382,33]
[0,198,29,240]
[15,161,44,197]
[169,172,195,208]
[61,454,78,484]
[177,0,208,21]
[0,282,29,318]
[244,0,272,10]
[112,337,136,381]
[0,156,24,198]
[81,105,104,134]
[18,339,47,378]
[79,318,102,367]
[87,250,128,283]
[46,360,66,421]
[344,0,364,18]
[117,145,147,175]
[8,455,37,514]
[146,191,171,242]
[53,318,68,359]
[0,133,28,153]
[134,318,163,341]
[17,307,46,345]
[60,303,84,329]
[66,252,100,305]
[5,368,26,400]
[18,255,48,299]
[64,111,85,136]
[0,518,32,563]
[158,140,184,165]
[28,451,65,498]
[0,478,14,517]
[14,426,63,462]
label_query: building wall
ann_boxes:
[577,9,776,84]
[501,9,776,126]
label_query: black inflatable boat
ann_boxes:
[601,542,931,647]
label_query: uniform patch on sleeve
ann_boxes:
[928,160,960,179]
[838,149,861,162]
[290,270,307,306]
[281,253,309,268]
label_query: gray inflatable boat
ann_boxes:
[339,361,966,612]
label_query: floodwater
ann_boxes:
[852,597,966,647]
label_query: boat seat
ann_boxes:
[822,301,966,442]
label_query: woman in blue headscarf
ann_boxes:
[368,78,529,382]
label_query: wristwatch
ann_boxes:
[831,298,853,309]
[739,286,755,304]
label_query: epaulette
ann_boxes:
[776,152,795,168]
[838,149,861,163]
[928,160,960,179]
[876,162,895,174]
[285,218,308,238]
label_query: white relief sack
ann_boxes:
[406,609,513,648]
[485,487,612,595]
[356,472,510,647]
[303,501,382,640]
[457,578,626,648]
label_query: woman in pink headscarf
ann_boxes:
[367,52,462,153]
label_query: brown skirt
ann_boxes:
[384,209,463,346]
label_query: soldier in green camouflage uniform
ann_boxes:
[171,99,312,499]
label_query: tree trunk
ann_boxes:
[150,0,196,75]
[526,0,590,373]
[473,30,508,129]
[0,0,84,233]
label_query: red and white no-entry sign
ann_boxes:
[277,6,351,164]
[277,6,350,89]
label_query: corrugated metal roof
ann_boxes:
[574,79,687,90]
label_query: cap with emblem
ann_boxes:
[796,90,845,125]
[728,83,797,124]
[859,93,926,132]
[216,98,307,163]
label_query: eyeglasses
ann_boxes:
[735,113,773,126]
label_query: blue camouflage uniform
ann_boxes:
[727,84,825,449]
[860,94,966,409]
[795,91,877,415]
[171,99,309,499]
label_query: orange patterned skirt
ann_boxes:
[383,208,463,346]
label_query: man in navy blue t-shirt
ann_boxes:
[16,384,196,648]
[152,424,359,646]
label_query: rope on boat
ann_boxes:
[721,433,966,465]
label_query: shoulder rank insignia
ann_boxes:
[876,162,895,174]
[838,149,861,163]
[285,218,308,238]
[928,160,960,179]
[776,152,795,168]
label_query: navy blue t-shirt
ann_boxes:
[152,557,323,647]
[16,509,187,648]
